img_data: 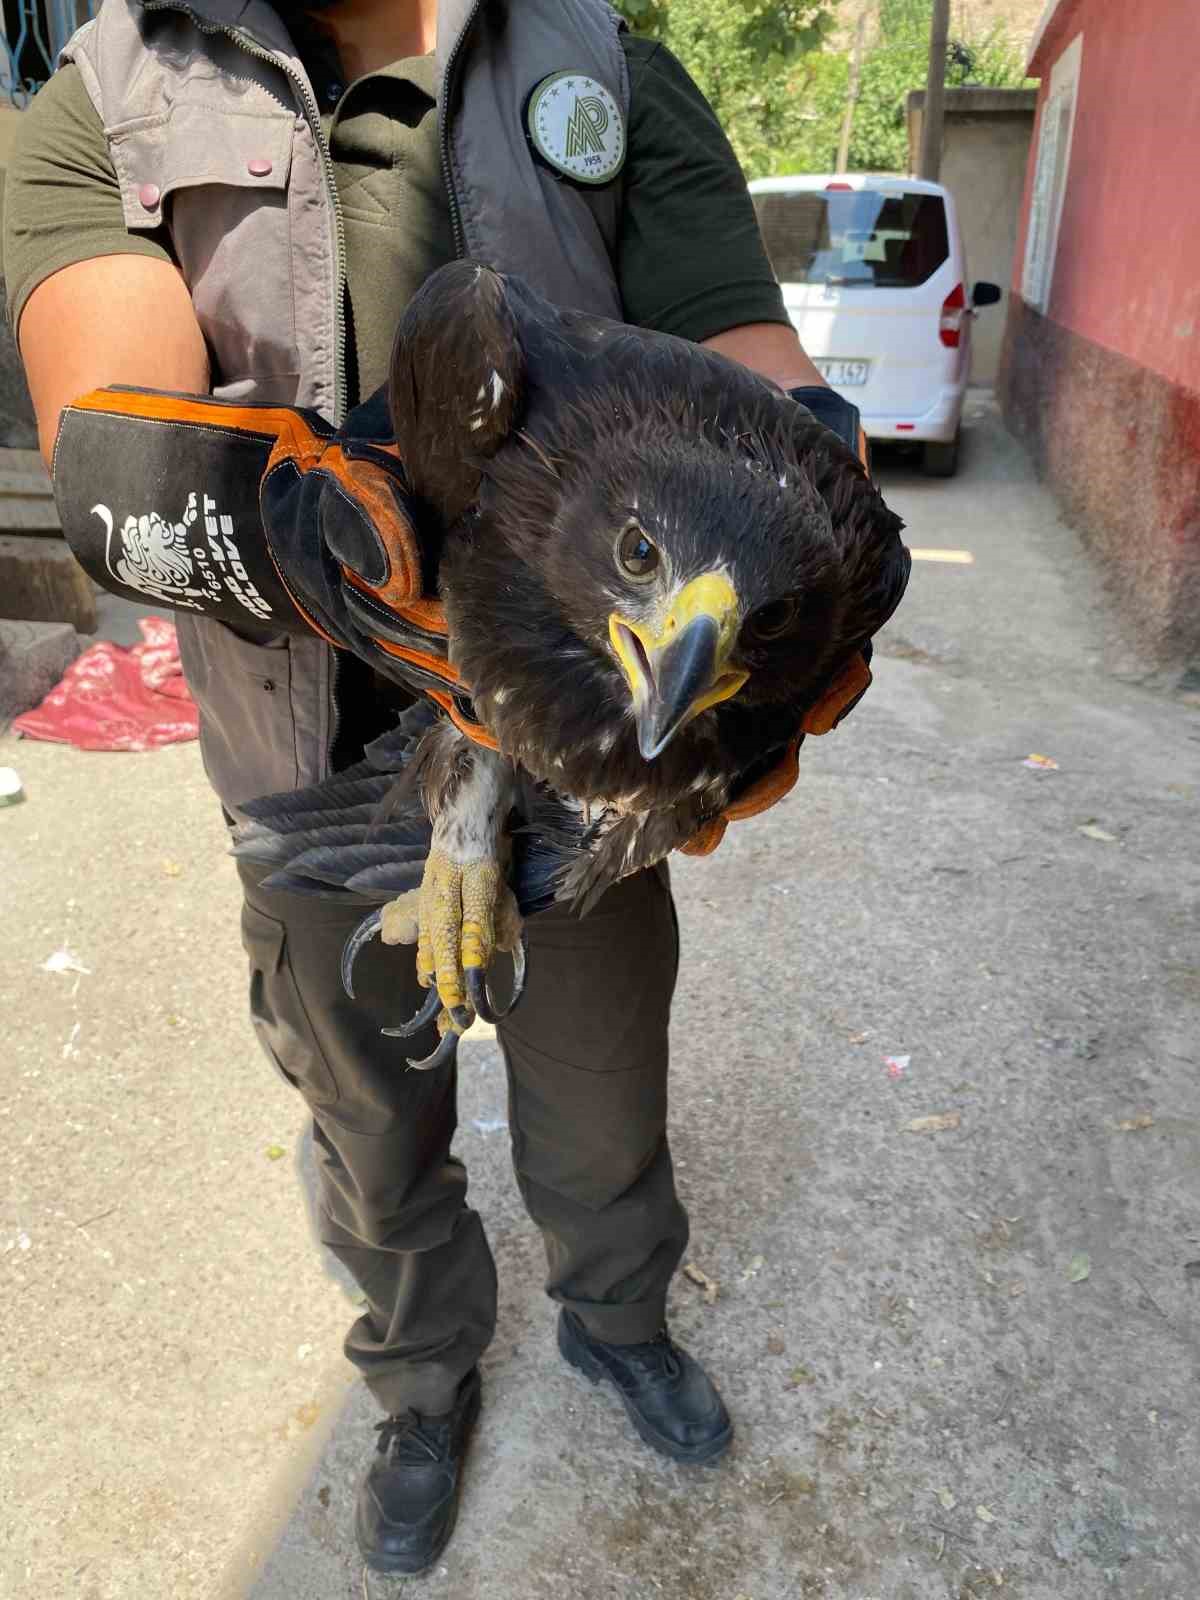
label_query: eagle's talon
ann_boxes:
[405,1026,459,1073]
[341,907,384,1001]
[380,984,442,1039]
[465,929,528,1023]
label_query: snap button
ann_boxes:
[325,81,343,104]
[261,679,276,693]
[247,158,273,178]
[139,182,161,211]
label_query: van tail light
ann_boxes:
[939,283,966,348]
[825,181,853,190]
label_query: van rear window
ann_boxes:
[751,189,950,289]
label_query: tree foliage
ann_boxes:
[613,0,1032,179]
[846,0,1032,172]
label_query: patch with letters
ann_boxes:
[526,71,626,187]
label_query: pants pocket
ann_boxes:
[500,867,679,1212]
[240,900,338,1106]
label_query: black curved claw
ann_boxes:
[464,932,529,1024]
[380,985,442,1039]
[341,908,383,1000]
[405,1027,459,1073]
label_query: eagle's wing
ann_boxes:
[232,699,583,919]
[389,262,526,523]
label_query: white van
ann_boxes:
[748,174,1001,476]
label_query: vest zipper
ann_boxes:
[142,2,348,423]
[438,0,484,258]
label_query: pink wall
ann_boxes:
[1015,0,1200,393]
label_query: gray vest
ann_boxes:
[62,0,627,810]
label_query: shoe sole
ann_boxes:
[558,1319,733,1467]
[358,1380,483,1577]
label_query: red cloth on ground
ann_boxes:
[13,617,199,751]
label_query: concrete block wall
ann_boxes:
[906,87,1037,387]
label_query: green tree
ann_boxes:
[848,0,1032,172]
[613,0,840,175]
[615,0,1032,179]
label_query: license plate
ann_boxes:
[815,359,870,387]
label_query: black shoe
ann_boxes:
[355,1368,482,1576]
[558,1310,733,1465]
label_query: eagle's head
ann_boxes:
[446,383,909,802]
[390,261,909,807]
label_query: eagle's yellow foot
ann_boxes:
[338,731,523,1066]
[375,849,525,1036]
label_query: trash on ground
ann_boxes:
[766,1334,786,1356]
[1116,1113,1154,1132]
[1066,1251,1091,1283]
[62,1021,82,1061]
[41,948,90,976]
[0,766,25,806]
[787,1365,815,1387]
[683,1261,719,1305]
[1077,822,1118,843]
[904,1111,960,1134]
[936,1487,957,1510]
[1009,1280,1026,1297]
[162,859,183,877]
[976,1505,997,1524]
[1022,753,1059,770]
[265,1144,286,1161]
[848,1030,870,1045]
[741,1254,765,1281]
[12,617,198,752]
[884,1053,910,1079]
[471,1116,507,1134]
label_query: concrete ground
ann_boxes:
[2,399,1199,1600]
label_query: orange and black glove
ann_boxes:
[52,385,448,688]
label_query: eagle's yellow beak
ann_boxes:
[610,573,749,761]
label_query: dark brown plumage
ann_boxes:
[389,261,909,902]
[238,260,910,1051]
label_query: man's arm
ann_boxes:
[701,321,826,392]
[19,256,210,466]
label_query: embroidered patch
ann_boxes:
[526,71,626,187]
[96,491,274,621]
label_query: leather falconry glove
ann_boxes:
[52,383,484,735]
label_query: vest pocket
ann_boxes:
[110,106,302,392]
[176,615,303,813]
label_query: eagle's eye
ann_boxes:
[745,597,799,642]
[616,521,659,581]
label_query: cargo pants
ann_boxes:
[237,858,689,1415]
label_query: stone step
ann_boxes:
[0,535,95,632]
[0,447,60,534]
[0,618,81,728]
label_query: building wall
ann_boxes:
[1014,0,1200,391]
[908,88,1036,384]
[999,0,1200,663]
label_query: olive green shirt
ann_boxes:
[4,32,788,399]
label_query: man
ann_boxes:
[6,0,842,1573]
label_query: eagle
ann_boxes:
[235,261,910,1067]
